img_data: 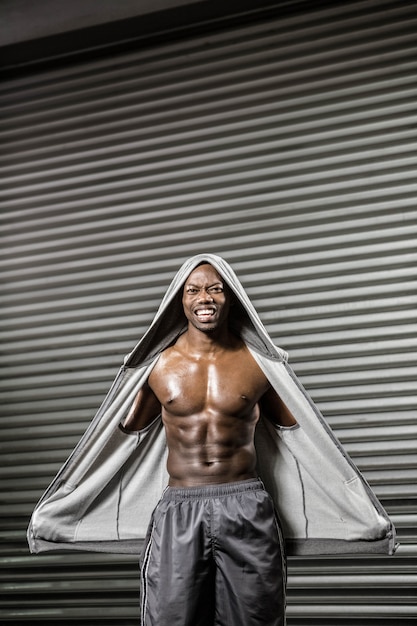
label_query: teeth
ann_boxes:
[196,308,214,315]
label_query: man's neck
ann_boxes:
[180,324,237,357]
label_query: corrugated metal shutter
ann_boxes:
[1,0,416,623]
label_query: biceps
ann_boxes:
[123,383,161,431]
[260,386,297,427]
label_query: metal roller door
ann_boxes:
[1,0,416,623]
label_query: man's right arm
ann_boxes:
[122,381,162,431]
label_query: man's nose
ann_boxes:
[199,289,214,302]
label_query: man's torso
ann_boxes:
[148,335,270,486]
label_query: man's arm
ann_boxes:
[122,381,162,431]
[259,386,297,427]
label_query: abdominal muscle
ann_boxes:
[162,407,260,487]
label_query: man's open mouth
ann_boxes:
[194,307,216,320]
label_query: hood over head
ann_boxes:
[124,253,287,367]
[27,253,397,558]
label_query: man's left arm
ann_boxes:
[259,386,297,427]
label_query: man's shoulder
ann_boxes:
[154,342,183,367]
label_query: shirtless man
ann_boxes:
[124,263,295,626]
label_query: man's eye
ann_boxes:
[187,288,198,294]
[210,287,223,293]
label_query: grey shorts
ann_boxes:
[140,478,286,626]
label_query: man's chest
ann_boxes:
[149,352,268,417]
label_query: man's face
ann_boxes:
[182,264,231,332]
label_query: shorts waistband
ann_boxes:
[163,478,264,500]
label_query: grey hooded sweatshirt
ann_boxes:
[27,253,397,557]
